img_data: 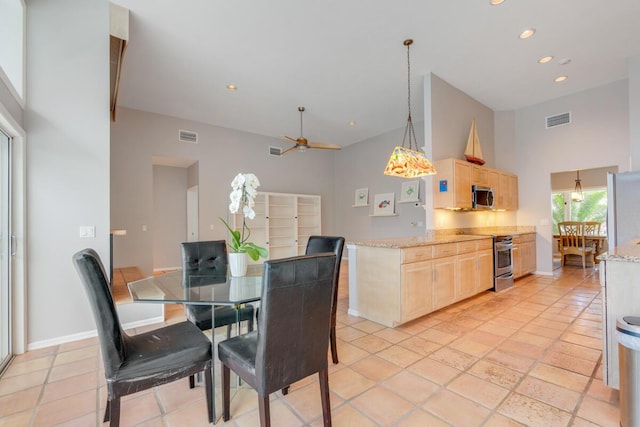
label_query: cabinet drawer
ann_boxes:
[521,233,535,242]
[402,246,433,263]
[433,243,457,258]
[457,241,477,254]
[477,238,493,250]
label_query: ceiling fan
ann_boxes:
[280,107,342,155]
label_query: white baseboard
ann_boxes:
[27,316,165,352]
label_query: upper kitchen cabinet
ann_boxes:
[433,158,518,211]
[433,158,472,210]
[495,172,518,211]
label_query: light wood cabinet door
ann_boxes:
[472,165,490,187]
[433,158,472,210]
[456,252,476,300]
[513,234,535,279]
[433,257,456,310]
[455,162,472,209]
[507,174,518,210]
[512,243,522,279]
[521,240,536,275]
[476,249,494,292]
[401,260,434,322]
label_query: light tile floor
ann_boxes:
[0,263,621,426]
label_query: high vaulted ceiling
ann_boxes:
[113,0,640,148]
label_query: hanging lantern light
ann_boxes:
[383,39,437,178]
[572,170,584,202]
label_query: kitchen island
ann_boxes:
[347,235,494,327]
[598,238,640,389]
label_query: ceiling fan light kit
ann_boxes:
[384,39,437,178]
[279,107,342,155]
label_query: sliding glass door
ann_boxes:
[0,129,11,373]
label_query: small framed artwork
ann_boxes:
[373,192,395,215]
[354,188,368,206]
[400,180,420,202]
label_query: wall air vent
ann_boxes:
[269,146,283,156]
[545,112,571,129]
[178,129,198,143]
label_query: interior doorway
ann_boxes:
[550,165,617,269]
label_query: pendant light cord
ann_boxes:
[402,39,418,151]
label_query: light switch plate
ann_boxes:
[80,226,96,238]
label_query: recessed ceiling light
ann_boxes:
[226,85,237,91]
[490,0,505,5]
[348,121,357,126]
[558,57,571,65]
[554,76,568,83]
[519,28,536,39]
[538,56,553,64]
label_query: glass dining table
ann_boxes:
[127,265,263,423]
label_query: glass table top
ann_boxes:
[127,266,263,306]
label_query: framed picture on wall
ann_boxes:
[399,180,419,202]
[354,188,368,206]
[373,193,395,215]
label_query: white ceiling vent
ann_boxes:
[545,112,571,129]
[178,129,198,143]
[269,146,283,156]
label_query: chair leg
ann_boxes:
[258,395,271,427]
[103,400,110,422]
[282,385,290,395]
[330,326,338,364]
[319,369,332,427]
[205,366,214,423]
[222,363,231,422]
[248,315,254,332]
[189,375,195,389]
[108,398,121,427]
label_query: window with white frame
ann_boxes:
[0,0,25,100]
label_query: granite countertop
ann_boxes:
[348,226,536,249]
[348,234,492,249]
[598,238,640,263]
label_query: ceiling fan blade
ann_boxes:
[279,145,299,155]
[282,135,299,144]
[307,142,342,150]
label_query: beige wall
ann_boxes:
[111,107,337,275]
[26,0,111,345]
[514,80,630,273]
[431,74,495,167]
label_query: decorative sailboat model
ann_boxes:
[464,119,485,165]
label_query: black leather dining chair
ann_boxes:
[73,249,213,426]
[218,253,336,427]
[305,235,345,365]
[181,240,255,388]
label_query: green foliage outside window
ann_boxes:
[551,189,607,235]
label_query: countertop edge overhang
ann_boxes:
[598,238,640,263]
[349,226,536,249]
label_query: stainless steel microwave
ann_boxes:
[472,185,494,210]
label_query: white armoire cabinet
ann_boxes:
[232,192,321,263]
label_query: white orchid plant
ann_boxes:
[219,173,268,261]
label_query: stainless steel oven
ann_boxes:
[494,235,514,291]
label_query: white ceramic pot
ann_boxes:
[229,252,248,277]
